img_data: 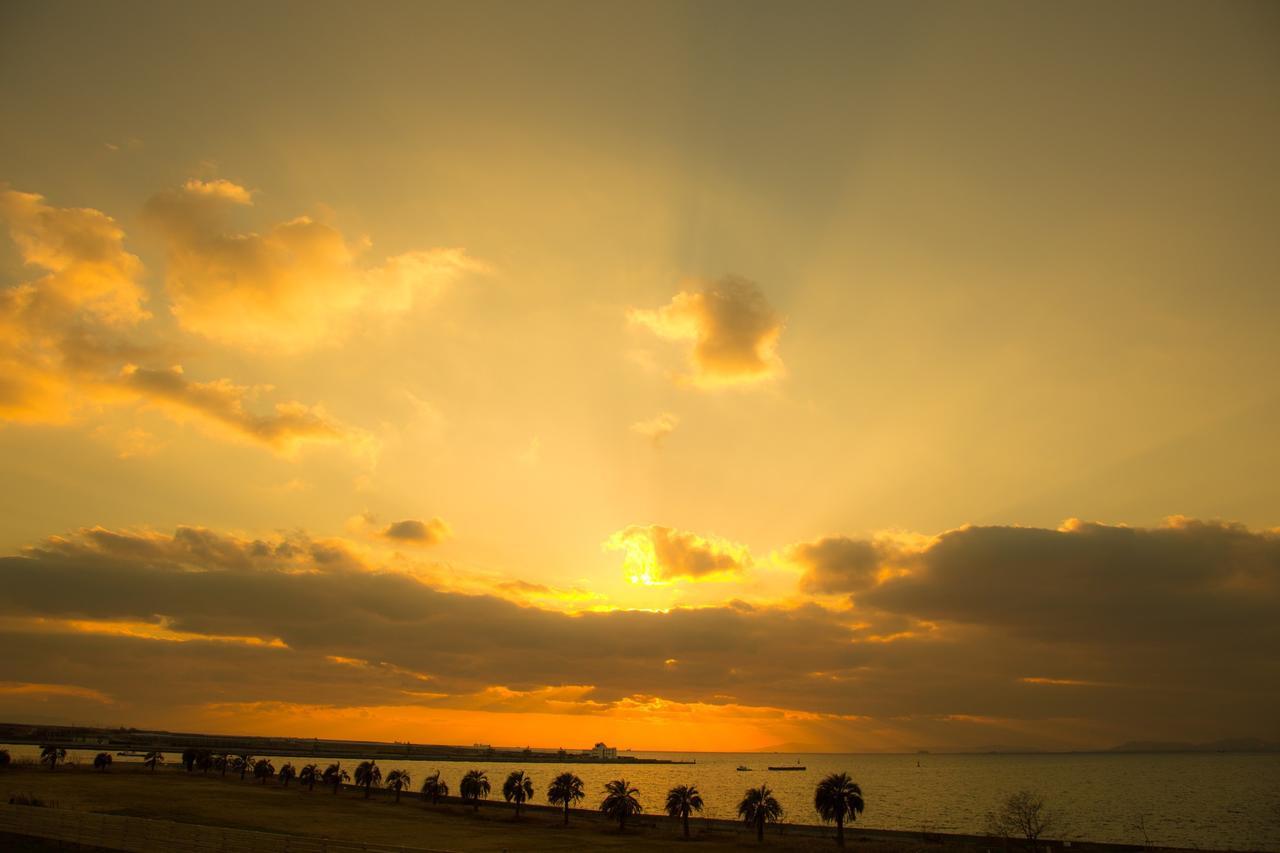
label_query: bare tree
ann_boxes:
[984,790,1053,847]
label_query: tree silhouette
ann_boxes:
[144,751,164,773]
[93,752,113,772]
[738,783,784,843]
[0,749,10,768]
[984,790,1054,846]
[253,758,275,785]
[322,762,349,794]
[666,783,705,839]
[385,769,412,804]
[355,760,382,799]
[421,771,449,805]
[547,772,585,826]
[40,745,66,771]
[502,770,534,819]
[233,754,253,781]
[600,779,643,832]
[278,763,297,787]
[460,769,490,811]
[299,763,320,792]
[815,772,865,848]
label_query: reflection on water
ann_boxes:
[6,746,1278,851]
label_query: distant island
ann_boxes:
[1105,737,1280,754]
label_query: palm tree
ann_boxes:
[355,760,382,799]
[600,779,643,832]
[547,772,585,826]
[40,745,66,771]
[738,783,784,843]
[814,772,865,848]
[233,754,253,781]
[384,769,412,803]
[144,751,164,773]
[502,770,535,819]
[0,749,10,767]
[322,762,350,794]
[666,783,705,839]
[460,769,490,811]
[299,763,320,792]
[93,752,113,772]
[253,758,275,784]
[279,763,297,787]
[421,771,449,805]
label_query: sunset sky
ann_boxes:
[1,1,1278,752]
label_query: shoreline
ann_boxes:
[0,763,1253,853]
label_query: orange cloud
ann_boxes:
[629,276,783,387]
[0,681,113,703]
[143,179,488,352]
[605,524,751,583]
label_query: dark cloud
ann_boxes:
[380,518,450,545]
[1,520,1277,748]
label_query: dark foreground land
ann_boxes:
[0,763,1235,853]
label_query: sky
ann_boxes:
[1,0,1278,752]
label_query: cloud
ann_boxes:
[0,185,371,458]
[0,519,1277,750]
[0,187,150,421]
[605,524,751,583]
[120,364,355,454]
[789,534,922,594]
[628,276,783,387]
[142,179,488,351]
[630,412,679,446]
[381,517,451,545]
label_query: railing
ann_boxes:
[0,803,457,853]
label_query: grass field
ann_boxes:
[1,763,933,852]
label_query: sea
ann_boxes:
[5,746,1278,851]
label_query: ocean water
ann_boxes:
[6,746,1279,850]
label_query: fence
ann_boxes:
[0,803,457,853]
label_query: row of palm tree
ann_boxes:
[25,746,866,846]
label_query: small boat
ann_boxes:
[767,765,806,771]
[736,765,751,771]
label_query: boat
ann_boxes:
[767,765,806,771]
[736,765,751,771]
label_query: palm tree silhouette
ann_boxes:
[502,770,534,819]
[666,783,705,839]
[547,772,585,826]
[40,745,66,771]
[93,752,112,772]
[278,763,296,787]
[0,749,10,767]
[814,772,865,847]
[299,763,320,792]
[385,769,412,803]
[233,754,253,781]
[144,751,164,773]
[322,762,349,794]
[460,769,490,811]
[253,758,275,784]
[355,760,382,799]
[600,779,643,832]
[738,783,784,843]
[420,771,449,805]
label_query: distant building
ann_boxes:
[589,742,618,759]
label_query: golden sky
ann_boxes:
[1,0,1278,752]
